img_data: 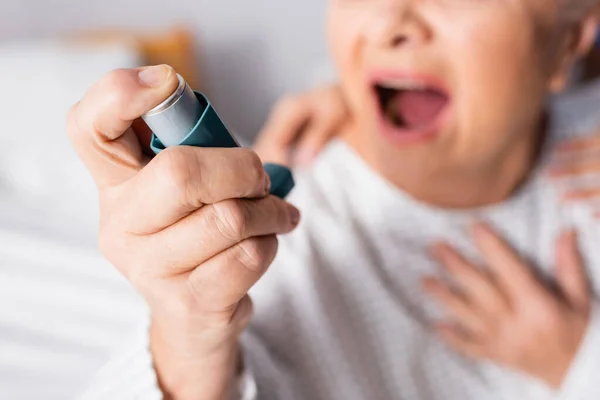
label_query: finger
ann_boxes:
[68,65,180,189]
[472,222,541,299]
[562,187,600,201]
[117,147,270,234]
[556,135,600,153]
[555,230,591,311]
[431,243,508,315]
[254,96,312,165]
[131,118,154,155]
[293,117,340,167]
[294,88,347,166]
[422,278,488,337]
[146,195,300,273]
[435,323,487,359]
[187,235,279,313]
[550,159,600,179]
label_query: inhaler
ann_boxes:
[142,74,295,199]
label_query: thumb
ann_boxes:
[555,230,591,311]
[68,65,179,189]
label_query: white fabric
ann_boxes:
[0,39,147,399]
[241,140,600,400]
[81,87,600,399]
[0,38,142,242]
[0,228,146,399]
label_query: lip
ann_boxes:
[368,70,452,146]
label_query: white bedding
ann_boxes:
[0,227,145,399]
[0,39,147,399]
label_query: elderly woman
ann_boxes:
[69,0,599,399]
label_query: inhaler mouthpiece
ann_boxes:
[140,74,295,199]
[142,74,204,147]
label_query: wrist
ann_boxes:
[538,313,591,389]
[150,315,241,400]
[557,303,600,397]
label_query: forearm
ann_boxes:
[150,317,242,400]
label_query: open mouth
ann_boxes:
[372,76,450,141]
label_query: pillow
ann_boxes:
[0,39,142,238]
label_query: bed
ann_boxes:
[0,27,197,399]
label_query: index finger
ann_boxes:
[254,95,312,165]
[471,222,540,299]
[115,146,270,235]
[556,133,600,153]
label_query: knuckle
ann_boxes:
[212,200,249,242]
[240,149,265,183]
[71,69,135,139]
[532,307,560,330]
[153,148,199,202]
[235,236,278,273]
[98,69,134,107]
[272,199,291,229]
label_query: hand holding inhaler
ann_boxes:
[143,73,295,198]
[68,65,300,399]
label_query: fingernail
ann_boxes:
[138,65,168,88]
[289,206,301,226]
[264,173,272,195]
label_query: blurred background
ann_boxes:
[0,1,329,398]
[0,1,599,399]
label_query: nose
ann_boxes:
[367,2,431,49]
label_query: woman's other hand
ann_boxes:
[551,132,600,217]
[424,224,591,388]
[254,85,348,167]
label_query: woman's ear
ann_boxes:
[549,9,599,93]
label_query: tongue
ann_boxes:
[390,89,448,128]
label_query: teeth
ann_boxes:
[378,80,429,90]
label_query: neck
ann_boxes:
[343,120,544,209]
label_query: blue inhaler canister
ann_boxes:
[142,74,295,199]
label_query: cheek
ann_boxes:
[444,11,548,145]
[327,14,368,116]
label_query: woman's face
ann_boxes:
[327,0,572,179]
